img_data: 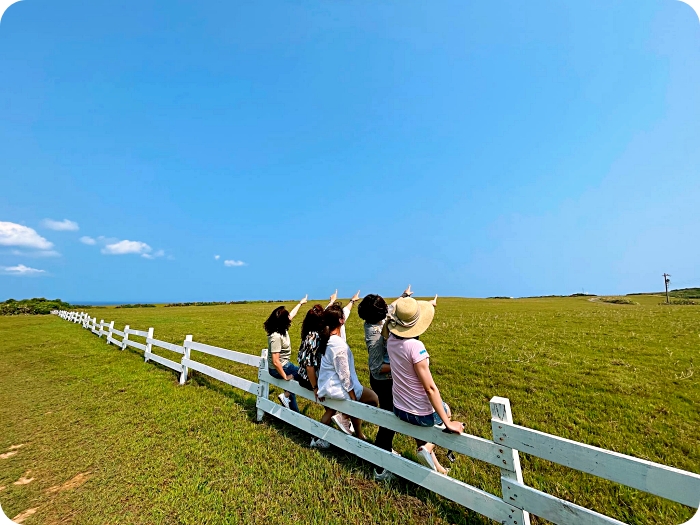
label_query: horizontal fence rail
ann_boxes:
[54,310,700,525]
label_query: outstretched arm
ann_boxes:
[389,285,414,307]
[344,290,361,315]
[414,359,463,434]
[288,295,308,320]
[326,289,338,309]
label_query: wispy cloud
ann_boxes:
[42,218,79,231]
[80,236,96,245]
[0,264,46,276]
[0,221,54,250]
[101,240,152,255]
[10,249,61,258]
[214,255,220,260]
[224,259,246,267]
[142,249,165,260]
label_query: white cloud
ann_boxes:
[224,259,246,267]
[80,236,96,245]
[142,249,165,260]
[101,240,152,255]
[42,218,79,231]
[0,222,54,250]
[1,264,46,276]
[214,255,220,260]
[10,249,61,258]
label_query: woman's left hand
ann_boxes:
[299,294,308,305]
[350,290,361,303]
[430,294,438,307]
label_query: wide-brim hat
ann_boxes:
[386,297,435,338]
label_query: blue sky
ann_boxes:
[1,0,699,303]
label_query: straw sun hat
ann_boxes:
[386,296,435,338]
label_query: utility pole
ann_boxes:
[663,273,671,304]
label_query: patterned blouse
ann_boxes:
[297,331,323,383]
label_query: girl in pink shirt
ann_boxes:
[385,296,464,475]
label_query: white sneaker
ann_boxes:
[278,393,291,409]
[311,438,330,449]
[332,414,354,435]
[416,447,437,471]
[373,468,395,482]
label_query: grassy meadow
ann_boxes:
[0,296,698,524]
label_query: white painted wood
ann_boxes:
[107,334,123,347]
[147,352,183,374]
[112,328,125,337]
[146,338,184,354]
[126,328,149,338]
[258,396,522,525]
[121,324,129,350]
[490,397,531,525]
[144,327,155,363]
[493,420,700,508]
[502,481,626,525]
[259,370,508,469]
[98,320,105,337]
[124,339,147,351]
[256,349,269,422]
[106,321,115,344]
[179,335,192,385]
[184,339,262,367]
[182,358,260,395]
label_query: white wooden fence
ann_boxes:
[54,310,700,525]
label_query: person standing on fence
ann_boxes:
[357,285,413,481]
[264,295,308,412]
[385,295,464,475]
[316,302,379,446]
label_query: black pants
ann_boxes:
[370,376,395,452]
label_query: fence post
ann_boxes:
[106,321,114,344]
[256,348,269,422]
[144,327,154,362]
[122,325,129,350]
[179,335,192,385]
[490,397,531,525]
[98,320,104,338]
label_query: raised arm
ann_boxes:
[414,359,463,434]
[344,290,361,316]
[326,289,338,309]
[288,295,308,320]
[389,285,414,307]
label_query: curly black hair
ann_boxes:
[263,306,291,336]
[357,294,388,325]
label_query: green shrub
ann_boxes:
[0,297,72,315]
[599,297,638,305]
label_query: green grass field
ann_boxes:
[1,296,698,524]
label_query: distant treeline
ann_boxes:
[115,304,157,309]
[1,297,72,315]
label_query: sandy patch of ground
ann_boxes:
[9,444,26,450]
[12,507,38,523]
[14,471,35,485]
[0,485,5,491]
[0,450,18,459]
[46,472,91,494]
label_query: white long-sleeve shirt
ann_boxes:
[317,334,362,400]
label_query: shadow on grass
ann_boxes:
[106,341,495,524]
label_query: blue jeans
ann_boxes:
[394,403,447,427]
[269,363,300,412]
